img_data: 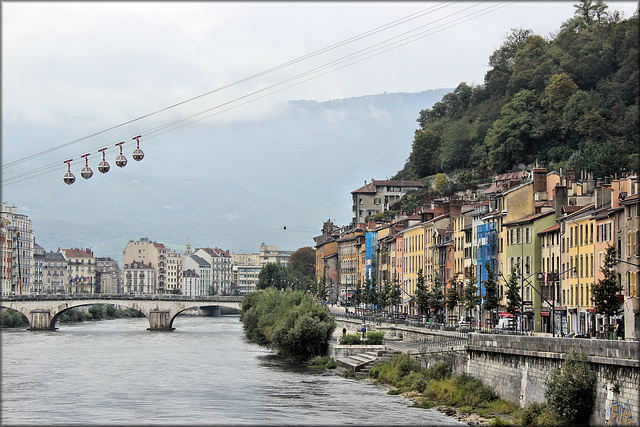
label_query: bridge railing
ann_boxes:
[1,293,243,303]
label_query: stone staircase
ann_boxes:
[335,349,397,378]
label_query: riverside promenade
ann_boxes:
[327,305,639,426]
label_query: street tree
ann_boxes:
[482,262,500,327]
[505,266,522,318]
[415,269,431,316]
[446,273,461,323]
[429,271,445,322]
[461,270,481,319]
[591,245,622,321]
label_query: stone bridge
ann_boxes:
[1,294,243,331]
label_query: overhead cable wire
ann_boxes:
[3,1,513,186]
[1,1,458,171]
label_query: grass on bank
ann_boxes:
[368,353,565,426]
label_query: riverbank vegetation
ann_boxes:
[0,305,146,328]
[339,331,385,345]
[0,308,30,328]
[240,287,336,362]
[367,353,586,426]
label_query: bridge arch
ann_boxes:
[1,295,242,331]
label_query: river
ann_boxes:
[1,315,464,425]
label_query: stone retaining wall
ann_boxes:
[334,319,639,426]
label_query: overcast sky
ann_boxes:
[2,1,638,260]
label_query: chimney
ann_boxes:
[553,184,568,219]
[434,199,446,217]
[611,179,621,209]
[449,199,464,216]
[533,166,548,201]
[566,168,576,186]
[595,185,612,209]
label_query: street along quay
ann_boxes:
[329,309,639,426]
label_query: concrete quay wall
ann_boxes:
[335,319,639,426]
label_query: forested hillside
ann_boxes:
[394,1,638,183]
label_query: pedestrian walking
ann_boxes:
[361,325,366,339]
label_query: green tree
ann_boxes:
[428,271,445,321]
[505,266,522,318]
[409,128,442,178]
[352,281,363,307]
[433,173,451,194]
[256,262,286,290]
[289,247,316,279]
[485,89,541,172]
[461,270,480,319]
[240,288,336,362]
[414,269,430,316]
[445,273,461,322]
[544,351,597,424]
[389,275,402,313]
[591,245,622,318]
[541,73,579,115]
[482,263,500,327]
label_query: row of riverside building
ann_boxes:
[0,205,292,297]
[313,168,639,340]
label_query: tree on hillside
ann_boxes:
[591,245,622,320]
[485,89,541,172]
[289,247,315,279]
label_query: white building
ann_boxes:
[181,269,200,297]
[194,248,231,295]
[259,243,292,266]
[123,261,155,294]
[165,251,183,294]
[351,179,424,224]
[183,254,211,296]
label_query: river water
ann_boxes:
[1,315,464,425]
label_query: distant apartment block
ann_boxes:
[123,237,181,294]
[259,243,292,265]
[96,257,121,294]
[1,202,35,295]
[194,248,232,295]
[43,251,67,293]
[123,261,155,294]
[59,248,96,293]
[351,179,424,224]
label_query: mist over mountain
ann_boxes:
[7,89,451,262]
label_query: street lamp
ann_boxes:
[529,266,576,337]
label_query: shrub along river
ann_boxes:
[1,315,465,425]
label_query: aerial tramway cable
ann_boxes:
[2,1,513,187]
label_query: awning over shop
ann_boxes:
[540,311,550,316]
